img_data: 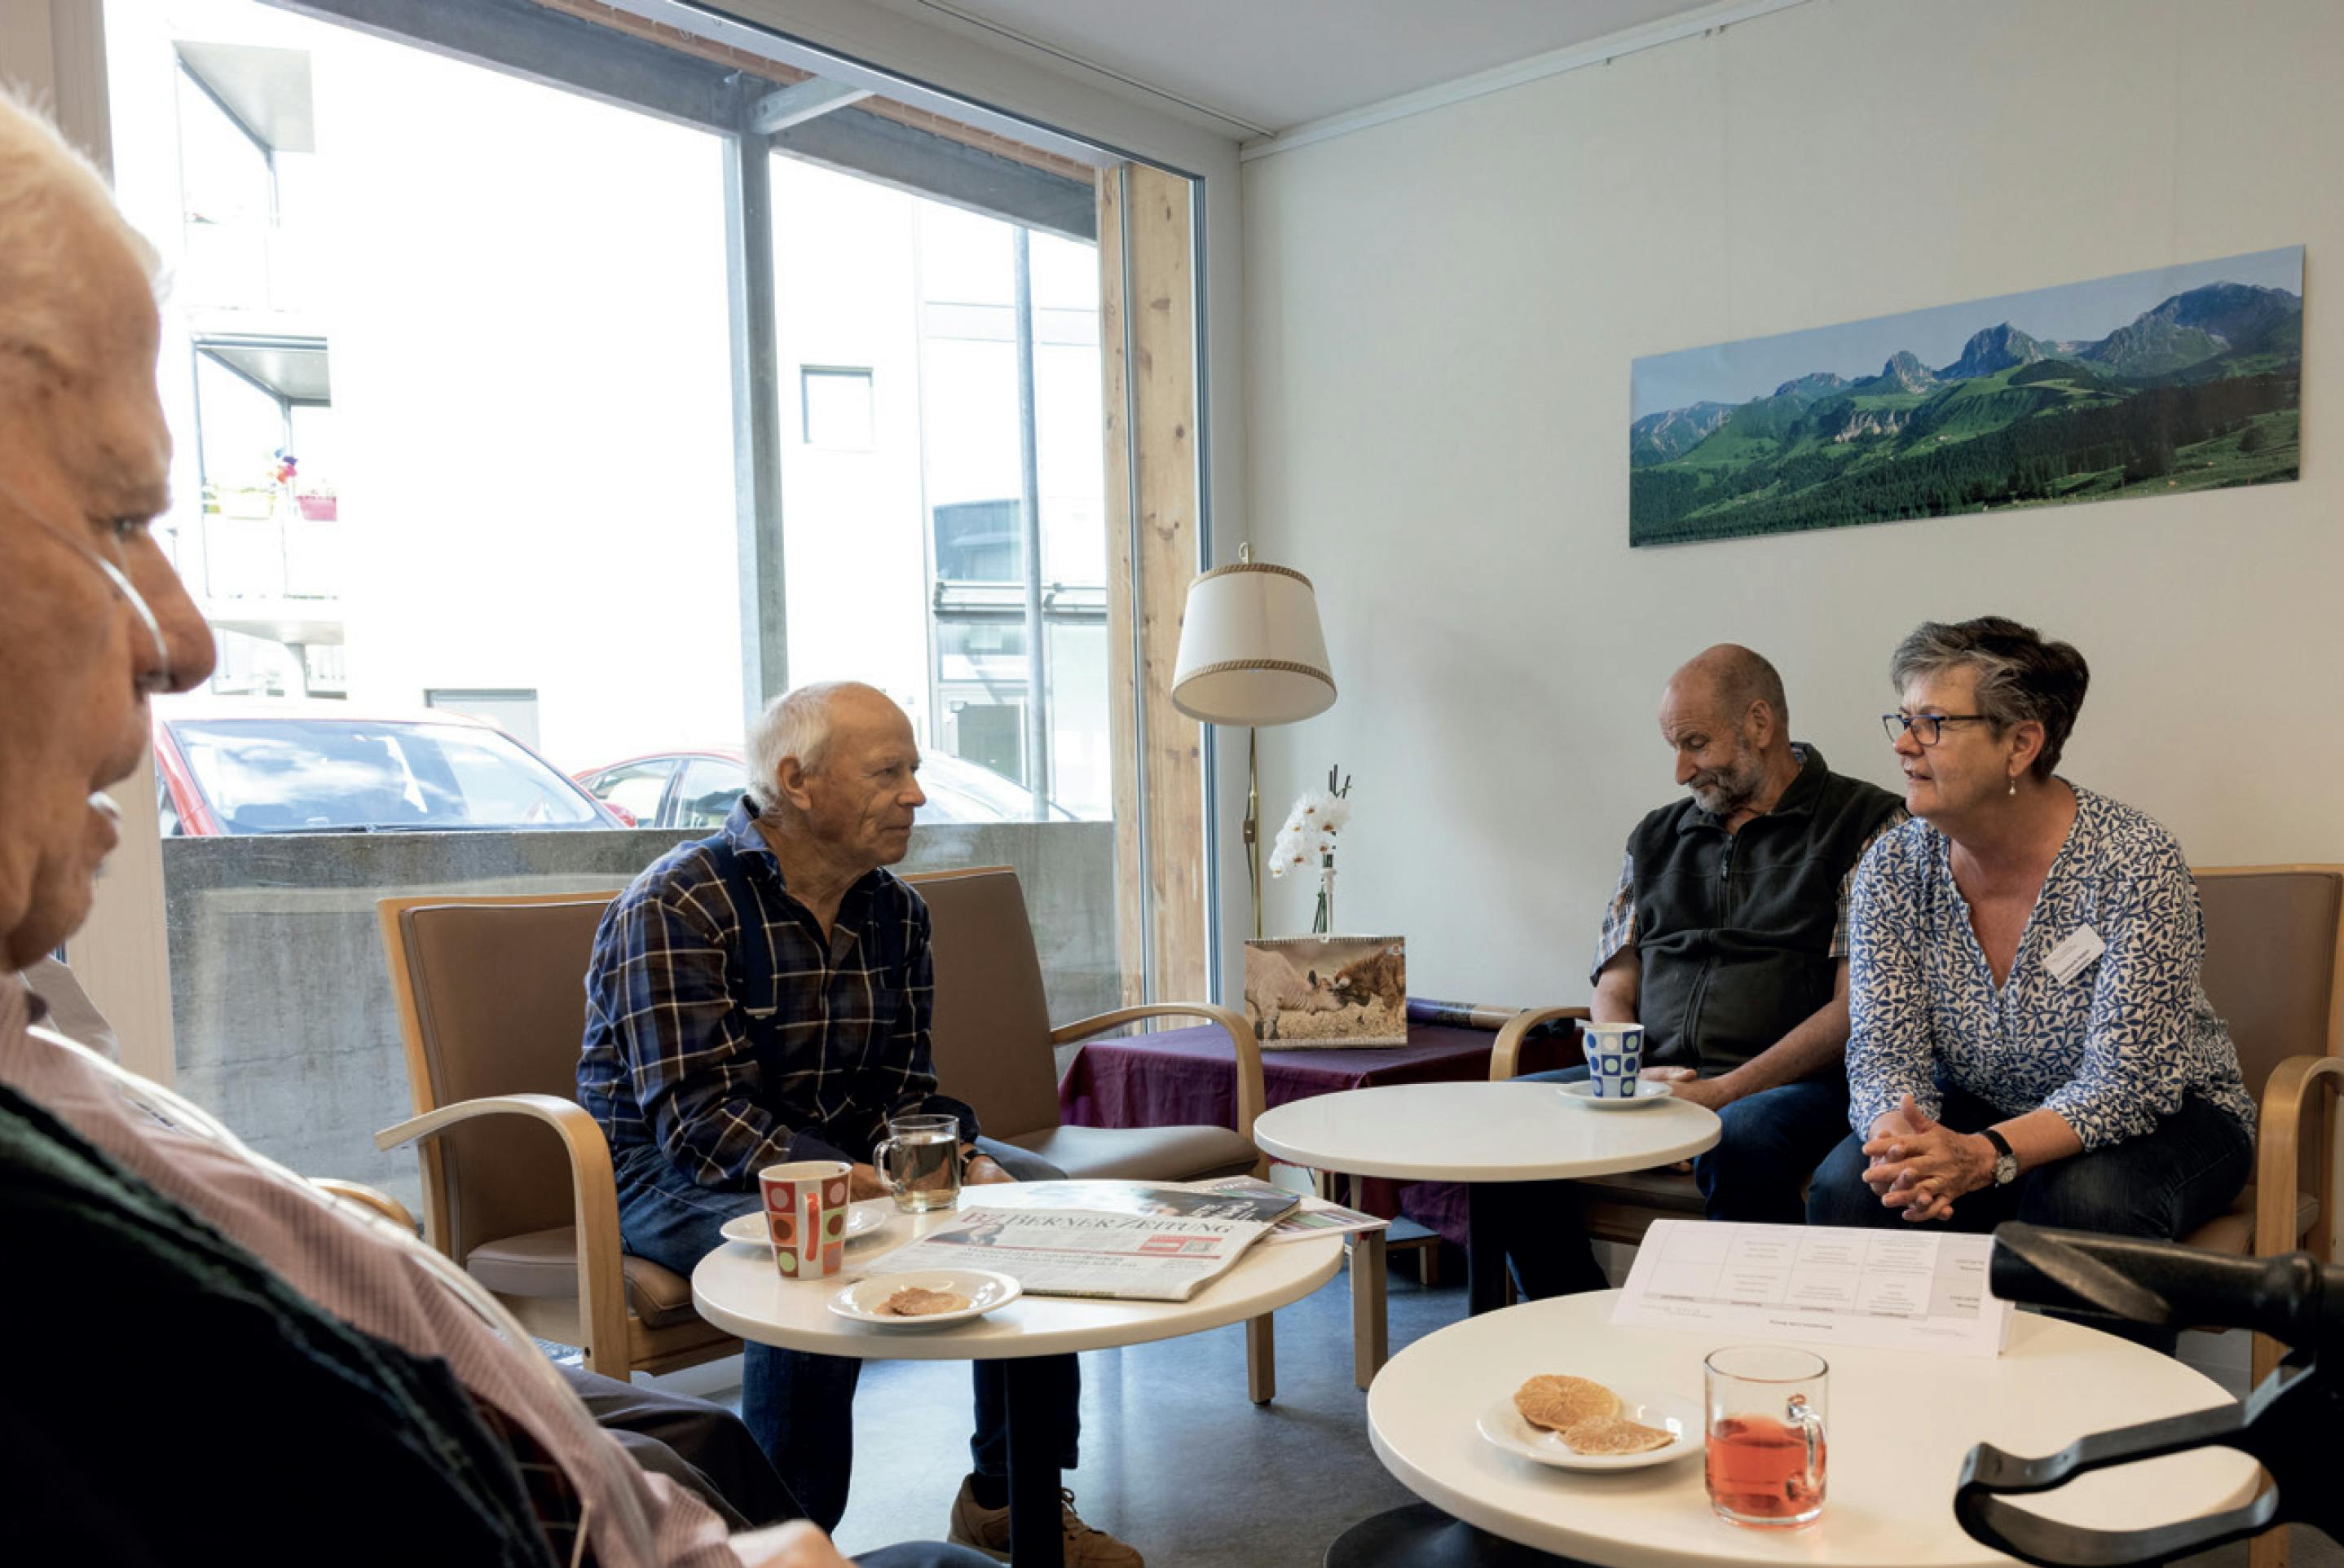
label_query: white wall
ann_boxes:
[1240,0,2342,1005]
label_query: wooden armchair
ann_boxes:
[376,892,741,1381]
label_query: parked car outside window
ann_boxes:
[573,748,1077,830]
[155,705,628,835]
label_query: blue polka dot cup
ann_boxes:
[1582,1023,1645,1099]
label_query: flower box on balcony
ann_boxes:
[221,487,275,520]
[296,494,339,522]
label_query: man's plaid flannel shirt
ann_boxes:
[577,798,976,1188]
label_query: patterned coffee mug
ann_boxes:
[756,1160,853,1281]
[1581,1022,1645,1099]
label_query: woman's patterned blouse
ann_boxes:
[1846,784,2254,1148]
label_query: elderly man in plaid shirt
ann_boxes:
[1496,647,1906,1297]
[579,681,1139,1566]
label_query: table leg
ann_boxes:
[1247,1313,1276,1403]
[1004,1358,1064,1568]
[1351,1227,1389,1388]
[1465,1183,1506,1316]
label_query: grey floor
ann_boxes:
[645,1253,2340,1568]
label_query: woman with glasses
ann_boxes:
[1805,618,2254,1281]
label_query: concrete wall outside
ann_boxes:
[161,822,1118,1210]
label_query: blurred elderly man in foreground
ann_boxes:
[0,90,979,1568]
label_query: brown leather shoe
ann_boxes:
[947,1478,1143,1566]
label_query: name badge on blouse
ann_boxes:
[2044,925,2107,985]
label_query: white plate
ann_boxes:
[826,1269,1022,1329]
[1477,1385,1703,1472]
[721,1201,888,1248]
[1557,1079,1676,1110]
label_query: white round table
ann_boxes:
[693,1196,1344,1567]
[1253,1081,1721,1312]
[1357,1290,2259,1568]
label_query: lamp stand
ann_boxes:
[1244,725,1262,939]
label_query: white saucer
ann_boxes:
[827,1269,1021,1329]
[721,1200,888,1248]
[1558,1080,1676,1110]
[1477,1385,1703,1472]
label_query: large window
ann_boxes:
[101,0,1148,1205]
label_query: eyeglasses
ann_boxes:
[0,469,178,695]
[1881,712,1989,747]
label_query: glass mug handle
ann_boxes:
[871,1136,905,1200]
[1787,1393,1826,1497]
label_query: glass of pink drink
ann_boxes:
[1703,1346,1827,1526]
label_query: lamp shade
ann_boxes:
[1170,558,1336,725]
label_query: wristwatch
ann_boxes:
[1980,1128,2019,1187]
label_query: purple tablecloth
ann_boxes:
[1057,1023,1575,1248]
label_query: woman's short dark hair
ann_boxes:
[1889,617,2090,778]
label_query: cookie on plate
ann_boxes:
[1561,1415,1674,1456]
[1512,1375,1622,1433]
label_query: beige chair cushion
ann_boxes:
[913,870,1064,1142]
[1566,1165,1709,1213]
[1003,1123,1261,1183]
[2180,1184,2320,1256]
[2196,870,2343,1098]
[465,1227,703,1328]
[399,900,617,1262]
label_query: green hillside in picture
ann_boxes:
[1628,263,2302,547]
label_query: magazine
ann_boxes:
[1190,1176,1387,1245]
[865,1205,1274,1301]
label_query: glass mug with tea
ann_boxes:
[873,1113,964,1213]
[1704,1346,1827,1527]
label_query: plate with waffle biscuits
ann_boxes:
[827,1269,1021,1329]
[1477,1372,1702,1471]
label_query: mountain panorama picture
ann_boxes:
[1628,244,2302,546]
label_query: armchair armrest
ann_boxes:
[376,1094,628,1368]
[1051,1003,1267,1145]
[2254,1055,2344,1257]
[311,1178,418,1234]
[1491,1006,1590,1082]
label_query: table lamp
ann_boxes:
[1170,544,1337,937]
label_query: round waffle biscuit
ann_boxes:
[1561,1415,1674,1456]
[1512,1375,1622,1432]
[881,1286,972,1317]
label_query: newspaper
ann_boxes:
[1190,1175,1388,1245]
[865,1205,1273,1301]
[937,1178,1298,1226]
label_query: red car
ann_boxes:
[154,703,633,835]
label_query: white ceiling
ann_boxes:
[899,0,1730,137]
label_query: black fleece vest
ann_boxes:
[1626,745,1902,1074]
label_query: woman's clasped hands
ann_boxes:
[1860,1093,1997,1223]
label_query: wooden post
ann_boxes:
[1100,162,1208,1007]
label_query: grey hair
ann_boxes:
[1890,617,2091,778]
[0,89,161,396]
[744,681,866,810]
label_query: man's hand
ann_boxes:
[1859,1095,1990,1222]
[1639,1065,1733,1112]
[963,1151,1015,1186]
[847,1162,891,1202]
[733,1519,856,1568]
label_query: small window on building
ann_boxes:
[800,366,874,448]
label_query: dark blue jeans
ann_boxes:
[1806,1086,2253,1238]
[1806,1088,2253,1350]
[1492,1068,1852,1297]
[613,1138,1081,1534]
